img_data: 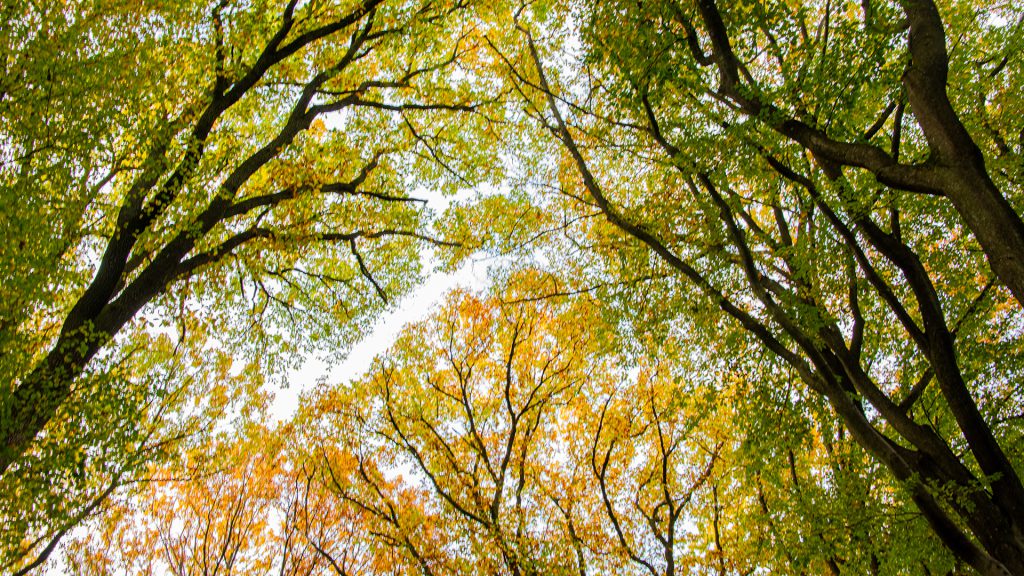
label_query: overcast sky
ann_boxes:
[269,259,490,421]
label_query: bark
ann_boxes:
[679,2,1024,571]
[898,0,1024,310]
[696,0,1024,308]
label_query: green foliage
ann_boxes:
[4,0,1024,574]
[1,0,497,570]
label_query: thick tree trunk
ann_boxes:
[900,0,1024,309]
[0,334,98,475]
[0,232,182,474]
[0,290,147,475]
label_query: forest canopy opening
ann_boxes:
[2,0,1023,574]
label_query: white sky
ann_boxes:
[269,259,490,422]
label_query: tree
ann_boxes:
[0,0,491,471]
[66,422,304,576]
[321,281,607,576]
[297,282,633,575]
[486,1,1024,573]
[586,348,724,576]
[1,0,492,559]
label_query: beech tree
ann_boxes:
[0,0,498,569]
[328,283,605,576]
[1,0,489,470]
[484,1,1024,573]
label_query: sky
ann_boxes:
[268,258,490,422]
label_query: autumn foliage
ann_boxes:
[2,0,1024,574]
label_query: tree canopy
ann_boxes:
[2,0,1023,574]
